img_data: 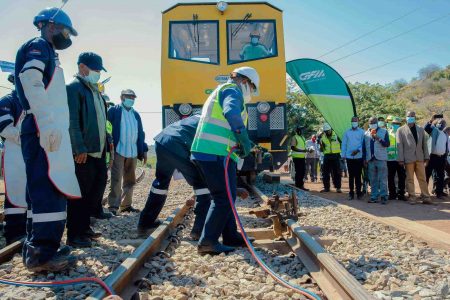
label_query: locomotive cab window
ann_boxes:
[227,20,277,64]
[169,21,219,64]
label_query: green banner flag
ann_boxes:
[286,58,356,139]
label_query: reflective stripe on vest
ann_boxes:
[291,134,306,158]
[387,131,397,160]
[322,133,341,154]
[191,83,247,162]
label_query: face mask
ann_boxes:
[392,124,400,131]
[406,117,415,124]
[251,37,259,45]
[52,32,72,50]
[240,83,252,104]
[351,122,358,128]
[123,98,134,108]
[369,123,378,130]
[378,121,385,127]
[85,70,101,84]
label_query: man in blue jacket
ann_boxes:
[15,7,80,272]
[107,89,148,214]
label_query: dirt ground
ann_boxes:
[281,174,450,236]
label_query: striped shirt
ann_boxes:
[116,106,138,158]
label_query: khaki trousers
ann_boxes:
[405,161,430,198]
[107,153,137,209]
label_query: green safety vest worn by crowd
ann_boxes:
[387,130,397,161]
[322,133,341,155]
[291,134,306,158]
[191,83,248,163]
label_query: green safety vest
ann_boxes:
[191,83,248,163]
[322,133,341,154]
[387,130,397,160]
[291,134,306,158]
[106,121,113,164]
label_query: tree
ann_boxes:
[418,64,442,80]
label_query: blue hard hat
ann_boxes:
[33,7,78,36]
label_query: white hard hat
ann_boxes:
[323,123,332,131]
[232,66,260,96]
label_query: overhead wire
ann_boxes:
[316,5,423,59]
[328,12,450,64]
[344,43,449,78]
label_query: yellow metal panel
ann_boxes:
[161,2,286,107]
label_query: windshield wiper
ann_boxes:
[231,13,252,39]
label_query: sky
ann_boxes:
[0,0,449,142]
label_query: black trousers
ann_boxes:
[346,158,363,196]
[387,161,406,197]
[322,155,341,190]
[67,155,107,239]
[426,154,446,195]
[293,158,306,188]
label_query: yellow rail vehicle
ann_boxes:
[161,2,288,174]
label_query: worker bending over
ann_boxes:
[15,7,81,272]
[0,74,26,244]
[191,66,259,255]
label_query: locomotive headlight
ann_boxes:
[256,102,271,114]
[216,1,228,13]
[179,103,192,116]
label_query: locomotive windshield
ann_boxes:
[227,20,277,64]
[169,21,219,64]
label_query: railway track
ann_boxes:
[84,183,373,300]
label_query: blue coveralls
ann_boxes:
[15,38,67,266]
[138,115,211,235]
[0,90,26,244]
[191,84,246,246]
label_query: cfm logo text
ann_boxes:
[299,70,325,81]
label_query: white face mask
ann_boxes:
[240,82,252,104]
[85,70,101,84]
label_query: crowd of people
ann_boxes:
[290,113,450,204]
[0,6,262,274]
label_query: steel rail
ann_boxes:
[87,203,191,300]
[250,184,375,300]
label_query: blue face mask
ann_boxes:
[369,123,378,130]
[392,124,400,131]
[123,98,134,108]
[251,37,259,45]
[378,121,385,128]
[406,117,415,124]
[85,70,101,84]
[351,122,358,128]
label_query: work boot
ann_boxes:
[119,206,140,213]
[397,194,406,201]
[27,253,77,273]
[108,207,118,216]
[84,227,102,239]
[320,189,330,193]
[356,193,363,200]
[422,198,435,205]
[67,236,92,248]
[189,231,201,241]
[92,211,114,219]
[198,243,235,255]
[348,194,354,200]
[407,197,418,205]
[137,220,162,238]
[381,197,387,205]
[388,194,397,200]
[57,245,71,256]
[368,198,377,203]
